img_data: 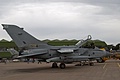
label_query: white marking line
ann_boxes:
[102,68,107,77]
[103,63,107,69]
[117,63,120,68]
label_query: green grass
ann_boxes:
[0,42,17,48]
[48,40,78,46]
[0,52,12,58]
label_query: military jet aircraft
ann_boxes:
[2,24,111,69]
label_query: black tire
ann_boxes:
[60,63,66,69]
[52,62,58,68]
[97,58,105,63]
[89,63,94,66]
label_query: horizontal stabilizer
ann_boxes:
[7,48,19,58]
[7,48,19,55]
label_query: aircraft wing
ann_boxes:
[17,49,48,58]
[17,52,46,58]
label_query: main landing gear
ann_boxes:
[59,63,66,69]
[96,58,105,63]
[52,62,58,68]
[75,61,94,66]
[52,62,66,69]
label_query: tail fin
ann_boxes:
[2,24,49,48]
[7,48,19,58]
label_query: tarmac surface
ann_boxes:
[0,59,120,80]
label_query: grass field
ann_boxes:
[0,42,17,48]
[0,52,11,58]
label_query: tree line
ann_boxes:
[0,39,120,51]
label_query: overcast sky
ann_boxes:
[0,0,120,45]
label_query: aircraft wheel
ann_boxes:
[96,58,105,63]
[89,62,94,66]
[52,62,58,68]
[60,63,66,69]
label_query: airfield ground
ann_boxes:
[0,59,120,80]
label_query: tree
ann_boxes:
[115,43,120,50]
[0,39,9,42]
